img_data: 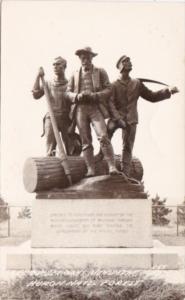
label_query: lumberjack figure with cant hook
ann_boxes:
[97,55,179,179]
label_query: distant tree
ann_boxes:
[18,207,31,219]
[0,195,9,223]
[152,194,172,226]
[177,199,185,226]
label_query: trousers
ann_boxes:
[107,119,137,176]
[75,103,111,151]
[44,114,71,156]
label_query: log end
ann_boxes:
[23,158,38,193]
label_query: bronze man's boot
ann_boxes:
[120,161,130,177]
[83,147,96,178]
[100,138,122,176]
[121,160,140,184]
[95,123,116,163]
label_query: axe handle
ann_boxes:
[40,68,72,186]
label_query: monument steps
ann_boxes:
[3,240,183,271]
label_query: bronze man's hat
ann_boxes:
[75,46,98,57]
[116,55,128,72]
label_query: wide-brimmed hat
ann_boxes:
[116,55,128,70]
[75,47,98,57]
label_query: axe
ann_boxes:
[40,67,72,186]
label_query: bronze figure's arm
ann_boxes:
[95,68,111,101]
[66,74,78,103]
[32,68,45,99]
[140,81,179,103]
[105,84,126,128]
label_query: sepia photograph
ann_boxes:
[0,0,185,299]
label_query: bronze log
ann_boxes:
[23,155,143,193]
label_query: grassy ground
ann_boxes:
[153,224,185,246]
[1,235,185,247]
[0,236,30,247]
[0,209,31,246]
[154,235,185,246]
[1,235,184,247]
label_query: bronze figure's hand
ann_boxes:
[82,91,91,96]
[118,119,127,129]
[90,92,97,101]
[77,93,84,102]
[38,67,45,78]
[169,86,179,95]
[82,91,92,101]
[82,91,97,101]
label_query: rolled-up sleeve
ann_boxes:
[32,88,44,99]
[140,82,171,102]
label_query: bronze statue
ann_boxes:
[32,56,78,157]
[66,47,121,177]
[106,55,179,177]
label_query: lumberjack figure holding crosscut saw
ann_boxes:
[103,55,179,178]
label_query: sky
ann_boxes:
[1,1,184,205]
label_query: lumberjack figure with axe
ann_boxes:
[98,55,179,178]
[32,58,74,185]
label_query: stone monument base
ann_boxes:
[4,240,181,270]
[31,197,152,248]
